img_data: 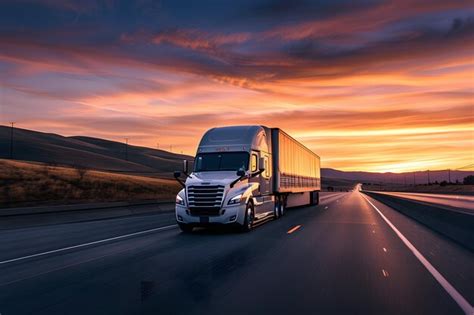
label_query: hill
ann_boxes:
[321,168,471,185]
[0,125,191,177]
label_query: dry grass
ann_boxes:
[0,159,181,208]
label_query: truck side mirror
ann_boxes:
[259,157,266,171]
[236,169,245,177]
[183,160,188,173]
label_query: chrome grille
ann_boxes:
[187,185,224,215]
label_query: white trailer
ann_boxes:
[272,128,321,208]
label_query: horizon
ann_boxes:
[1,1,473,172]
[1,123,472,175]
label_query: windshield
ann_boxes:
[194,152,249,172]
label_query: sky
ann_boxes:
[0,0,473,172]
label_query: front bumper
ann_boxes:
[176,203,246,226]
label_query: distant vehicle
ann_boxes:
[174,125,321,232]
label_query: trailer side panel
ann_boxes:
[272,128,321,193]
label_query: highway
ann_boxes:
[0,191,473,314]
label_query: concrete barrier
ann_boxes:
[362,191,474,251]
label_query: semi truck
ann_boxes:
[174,125,321,232]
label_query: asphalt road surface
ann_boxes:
[0,191,473,315]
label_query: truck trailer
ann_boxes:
[174,125,321,232]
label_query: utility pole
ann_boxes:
[427,170,430,185]
[124,138,129,161]
[9,122,15,159]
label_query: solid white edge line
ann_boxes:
[0,224,178,265]
[361,193,474,315]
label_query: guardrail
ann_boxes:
[362,191,474,251]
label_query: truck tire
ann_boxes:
[314,191,319,205]
[241,201,255,232]
[273,197,280,220]
[279,196,286,217]
[178,223,193,233]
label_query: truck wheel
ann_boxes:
[241,201,254,232]
[314,192,320,205]
[278,196,286,217]
[178,223,193,233]
[273,197,280,220]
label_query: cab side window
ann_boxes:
[251,154,258,172]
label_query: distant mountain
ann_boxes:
[321,168,471,185]
[0,125,471,183]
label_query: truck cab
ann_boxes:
[174,126,275,232]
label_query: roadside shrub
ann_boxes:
[463,175,474,185]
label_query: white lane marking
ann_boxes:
[324,206,329,210]
[362,194,474,315]
[287,225,302,234]
[0,224,178,266]
[383,247,387,253]
[382,269,389,277]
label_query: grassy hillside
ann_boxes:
[0,125,192,176]
[0,159,181,208]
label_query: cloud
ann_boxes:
[1,0,473,171]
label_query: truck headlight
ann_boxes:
[176,195,185,206]
[228,194,243,205]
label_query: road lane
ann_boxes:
[362,194,473,314]
[362,193,474,305]
[199,190,467,315]
[0,192,345,264]
[0,191,471,314]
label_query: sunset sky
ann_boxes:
[0,0,473,172]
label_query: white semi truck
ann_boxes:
[174,125,321,232]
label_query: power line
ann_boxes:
[124,138,129,161]
[9,122,15,159]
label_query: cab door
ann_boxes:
[256,153,273,215]
[259,154,271,195]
